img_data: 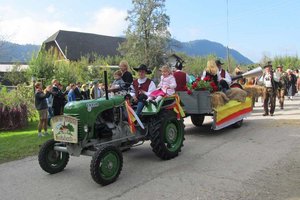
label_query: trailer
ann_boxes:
[177,91,253,130]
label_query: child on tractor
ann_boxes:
[147,65,177,106]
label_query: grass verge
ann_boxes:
[0,121,52,164]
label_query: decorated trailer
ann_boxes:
[178,66,263,130]
[178,90,253,130]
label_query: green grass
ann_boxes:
[0,121,53,164]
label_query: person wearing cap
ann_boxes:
[119,60,133,91]
[130,64,156,115]
[274,65,288,109]
[259,62,277,116]
[215,59,232,92]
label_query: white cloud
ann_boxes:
[0,17,78,44]
[0,6,128,45]
[46,5,56,14]
[86,7,128,36]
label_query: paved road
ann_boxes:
[1,96,300,200]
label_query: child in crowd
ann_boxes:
[147,65,177,105]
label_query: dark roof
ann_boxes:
[43,30,125,61]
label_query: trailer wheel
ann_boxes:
[38,139,69,174]
[232,119,243,128]
[90,145,123,186]
[150,110,185,160]
[191,114,205,127]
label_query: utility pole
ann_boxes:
[226,0,230,71]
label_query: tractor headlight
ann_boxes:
[84,124,89,133]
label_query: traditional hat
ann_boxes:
[264,61,272,68]
[215,59,224,66]
[133,64,152,74]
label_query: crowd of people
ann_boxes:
[257,62,299,116]
[34,58,300,136]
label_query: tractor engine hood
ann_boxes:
[64,96,124,116]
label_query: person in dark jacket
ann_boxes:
[286,69,297,100]
[51,79,64,116]
[74,82,83,101]
[35,82,52,137]
[119,60,133,91]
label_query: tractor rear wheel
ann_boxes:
[191,114,205,127]
[150,110,185,160]
[90,145,123,186]
[38,139,69,174]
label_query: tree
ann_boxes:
[119,0,171,69]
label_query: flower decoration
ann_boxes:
[186,77,219,94]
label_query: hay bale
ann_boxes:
[244,85,264,97]
[225,87,248,102]
[211,92,229,108]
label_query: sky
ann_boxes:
[0,0,299,62]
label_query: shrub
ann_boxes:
[0,84,37,130]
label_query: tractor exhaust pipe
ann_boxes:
[104,70,109,100]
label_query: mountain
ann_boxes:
[170,39,253,64]
[0,42,40,62]
[0,39,253,64]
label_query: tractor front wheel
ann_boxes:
[90,145,123,186]
[38,139,69,174]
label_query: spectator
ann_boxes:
[91,80,102,99]
[74,82,83,101]
[45,91,54,127]
[35,82,52,137]
[68,83,76,102]
[286,69,297,100]
[52,79,64,116]
[81,84,90,100]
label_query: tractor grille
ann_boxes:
[64,114,83,141]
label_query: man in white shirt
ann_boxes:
[130,64,156,115]
[259,62,276,116]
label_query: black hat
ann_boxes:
[133,64,152,74]
[215,60,224,66]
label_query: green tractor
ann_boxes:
[38,72,185,186]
